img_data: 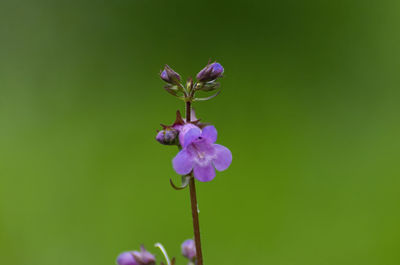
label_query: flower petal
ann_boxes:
[193,163,216,182]
[201,126,217,143]
[173,149,194,175]
[182,127,202,148]
[212,144,232,171]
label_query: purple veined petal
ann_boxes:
[182,127,202,148]
[201,126,217,143]
[212,144,232,171]
[173,149,194,175]
[193,163,216,182]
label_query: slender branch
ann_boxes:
[185,101,204,265]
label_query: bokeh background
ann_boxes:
[1,0,400,264]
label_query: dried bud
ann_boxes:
[132,246,156,265]
[181,239,196,260]
[196,62,224,82]
[156,128,179,145]
[160,65,181,85]
[116,252,138,265]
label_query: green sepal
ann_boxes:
[193,90,221,101]
[198,81,220,92]
[164,84,179,96]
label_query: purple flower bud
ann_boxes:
[196,62,224,82]
[116,252,138,265]
[181,239,196,260]
[160,65,181,84]
[156,128,179,145]
[132,246,156,265]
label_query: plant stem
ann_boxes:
[185,101,204,265]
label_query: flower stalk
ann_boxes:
[186,99,204,265]
[117,62,231,265]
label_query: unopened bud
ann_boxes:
[156,128,178,145]
[160,65,181,85]
[196,62,224,82]
[181,239,196,260]
[186,77,194,92]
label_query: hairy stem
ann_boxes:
[186,100,204,265]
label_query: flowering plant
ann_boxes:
[117,62,232,265]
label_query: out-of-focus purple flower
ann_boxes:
[181,239,196,260]
[156,128,178,145]
[132,246,156,265]
[160,65,181,84]
[172,125,232,182]
[116,246,155,265]
[196,62,224,82]
[116,252,138,265]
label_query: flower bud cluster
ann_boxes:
[159,61,224,100]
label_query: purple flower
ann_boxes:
[181,239,196,260]
[116,252,138,265]
[172,125,232,182]
[160,65,181,84]
[116,247,155,265]
[196,62,224,82]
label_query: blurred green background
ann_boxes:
[1,0,400,264]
